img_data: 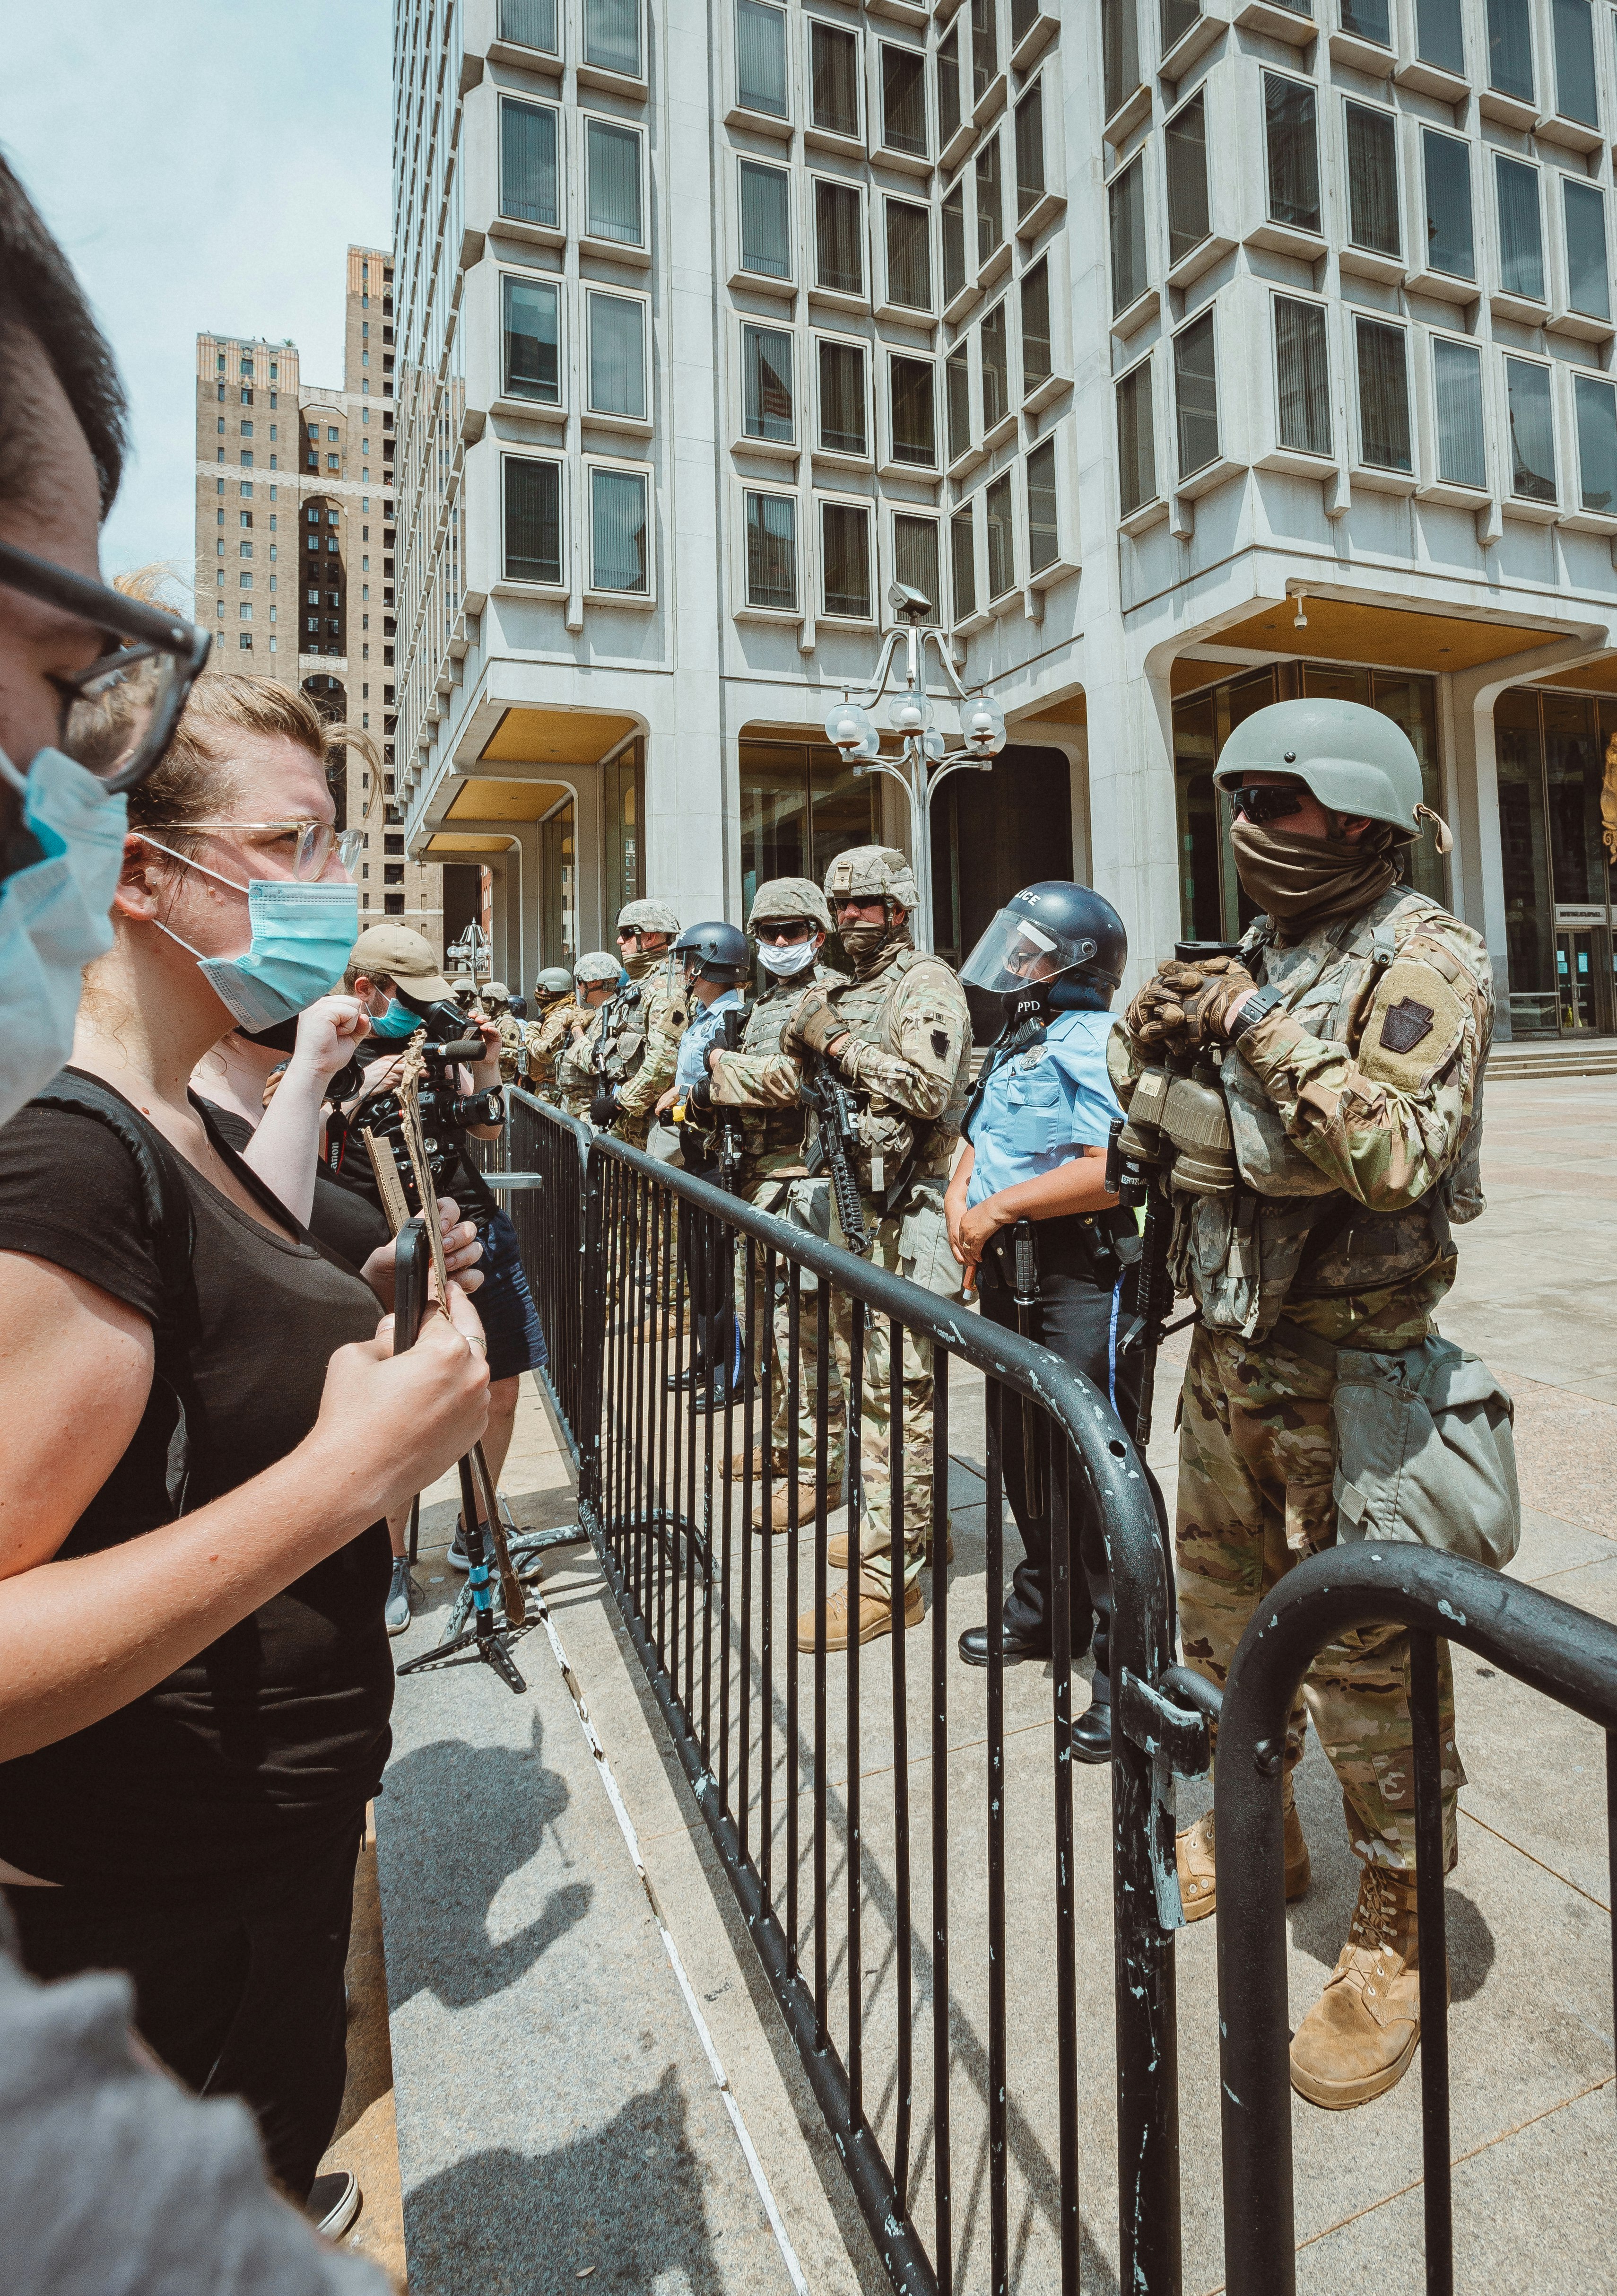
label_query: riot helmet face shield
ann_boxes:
[962,907,1095,995]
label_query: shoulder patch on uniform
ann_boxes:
[931,1029,948,1057]
[1358,956,1468,1092]
[1380,996,1434,1055]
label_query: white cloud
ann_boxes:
[1,0,391,607]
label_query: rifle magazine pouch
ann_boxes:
[1330,1336,1520,1571]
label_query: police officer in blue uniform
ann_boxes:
[947,882,1162,1763]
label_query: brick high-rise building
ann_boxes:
[193,245,443,953]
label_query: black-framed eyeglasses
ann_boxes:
[0,539,212,794]
[1227,783,1308,826]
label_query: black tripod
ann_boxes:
[389,1222,531,1695]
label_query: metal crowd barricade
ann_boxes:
[572,1130,1192,2296]
[502,1088,591,1454]
[1214,1544,1617,2296]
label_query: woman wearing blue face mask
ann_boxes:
[0,672,491,2214]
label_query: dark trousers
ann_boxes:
[980,1229,1165,1705]
[681,1149,740,1378]
[7,1817,363,2201]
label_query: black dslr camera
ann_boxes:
[326,992,505,1224]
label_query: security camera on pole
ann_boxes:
[821,581,1007,955]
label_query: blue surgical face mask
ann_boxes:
[141,838,359,1032]
[0,743,130,1127]
[370,994,422,1039]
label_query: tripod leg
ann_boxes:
[407,1493,420,1568]
[470,1443,527,1627]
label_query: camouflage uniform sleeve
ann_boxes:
[557,1010,600,1093]
[1105,1019,1146,1109]
[1235,920,1492,1210]
[709,1049,802,1107]
[615,977,687,1123]
[837,964,970,1121]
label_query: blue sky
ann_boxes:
[3,2,393,602]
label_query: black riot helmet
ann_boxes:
[672,919,752,986]
[960,881,1127,1012]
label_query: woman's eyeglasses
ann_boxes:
[0,540,212,794]
[141,821,365,880]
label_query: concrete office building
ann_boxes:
[391,0,1617,1038]
[194,246,446,952]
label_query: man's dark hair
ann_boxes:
[0,153,127,516]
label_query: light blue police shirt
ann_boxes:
[675,987,746,1097]
[964,1008,1123,1210]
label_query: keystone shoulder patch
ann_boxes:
[931,1029,949,1057]
[1379,996,1434,1055]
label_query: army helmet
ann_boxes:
[1213,698,1426,843]
[617,898,681,938]
[672,919,752,984]
[535,965,575,1001]
[484,980,511,1006]
[962,882,1127,996]
[823,844,920,914]
[747,876,832,934]
[574,950,623,985]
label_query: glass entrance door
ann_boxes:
[1556,927,1617,1032]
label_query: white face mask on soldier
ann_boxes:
[757,937,817,978]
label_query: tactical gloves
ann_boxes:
[590,1085,621,1126]
[1125,955,1258,1050]
[782,986,850,1061]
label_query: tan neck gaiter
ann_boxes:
[1231,822,1399,940]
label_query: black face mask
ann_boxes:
[1000,985,1050,1037]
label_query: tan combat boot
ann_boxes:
[764,1481,820,1534]
[1174,1799,1312,1924]
[796,1575,924,1652]
[826,1525,954,1569]
[1289,1864,1428,2108]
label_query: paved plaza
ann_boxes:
[337,1074,1617,2293]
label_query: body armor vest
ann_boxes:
[739,964,847,1187]
[832,946,971,1191]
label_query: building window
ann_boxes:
[239,633,253,649]
[499,0,559,53]
[1273,297,1331,457]
[1110,156,1148,314]
[1341,0,1391,43]
[1433,336,1487,489]
[1422,130,1474,277]
[1116,355,1157,516]
[737,0,788,117]
[1416,0,1465,70]
[1026,439,1059,575]
[814,178,863,296]
[1345,100,1400,257]
[950,506,976,618]
[501,98,560,228]
[502,275,561,403]
[946,345,972,461]
[886,199,932,310]
[1487,0,1534,102]
[942,179,966,304]
[972,0,999,102]
[1165,92,1210,266]
[239,602,252,619]
[1505,358,1556,499]
[591,467,650,592]
[881,43,928,157]
[1102,0,1139,119]
[742,323,794,441]
[583,0,641,78]
[889,355,937,466]
[585,118,643,246]
[1496,155,1545,299]
[587,291,648,419]
[1015,84,1045,222]
[809,19,859,138]
[384,893,405,916]
[820,501,871,617]
[740,741,879,908]
[1355,315,1412,471]
[981,299,1008,430]
[985,470,1014,598]
[937,21,961,146]
[893,513,941,620]
[1564,179,1610,319]
[504,455,563,584]
[325,454,338,471]
[1553,0,1598,122]
[744,491,798,610]
[1573,372,1617,509]
[740,158,791,278]
[1264,76,1320,235]
[1174,310,1219,479]
[1022,259,1052,392]
[817,338,868,455]
[976,130,1003,267]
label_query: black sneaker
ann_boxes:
[447,1525,470,1571]
[306,2170,361,2239]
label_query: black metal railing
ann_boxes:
[503,1091,591,1454]
[1214,1544,1617,2296]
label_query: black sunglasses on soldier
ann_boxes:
[1228,783,1309,825]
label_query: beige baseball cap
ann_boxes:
[349,922,455,1003]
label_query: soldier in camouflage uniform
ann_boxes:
[556,952,620,1119]
[709,847,971,1651]
[686,877,850,1530]
[589,899,686,1150]
[1111,696,1490,2112]
[482,982,523,1084]
[525,966,582,1097]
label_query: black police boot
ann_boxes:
[957,1621,1051,1668]
[665,1360,714,1392]
[690,1368,752,1415]
[1070,1699,1112,1764]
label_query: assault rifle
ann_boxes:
[800,1050,873,1257]
[713,1005,746,1196]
